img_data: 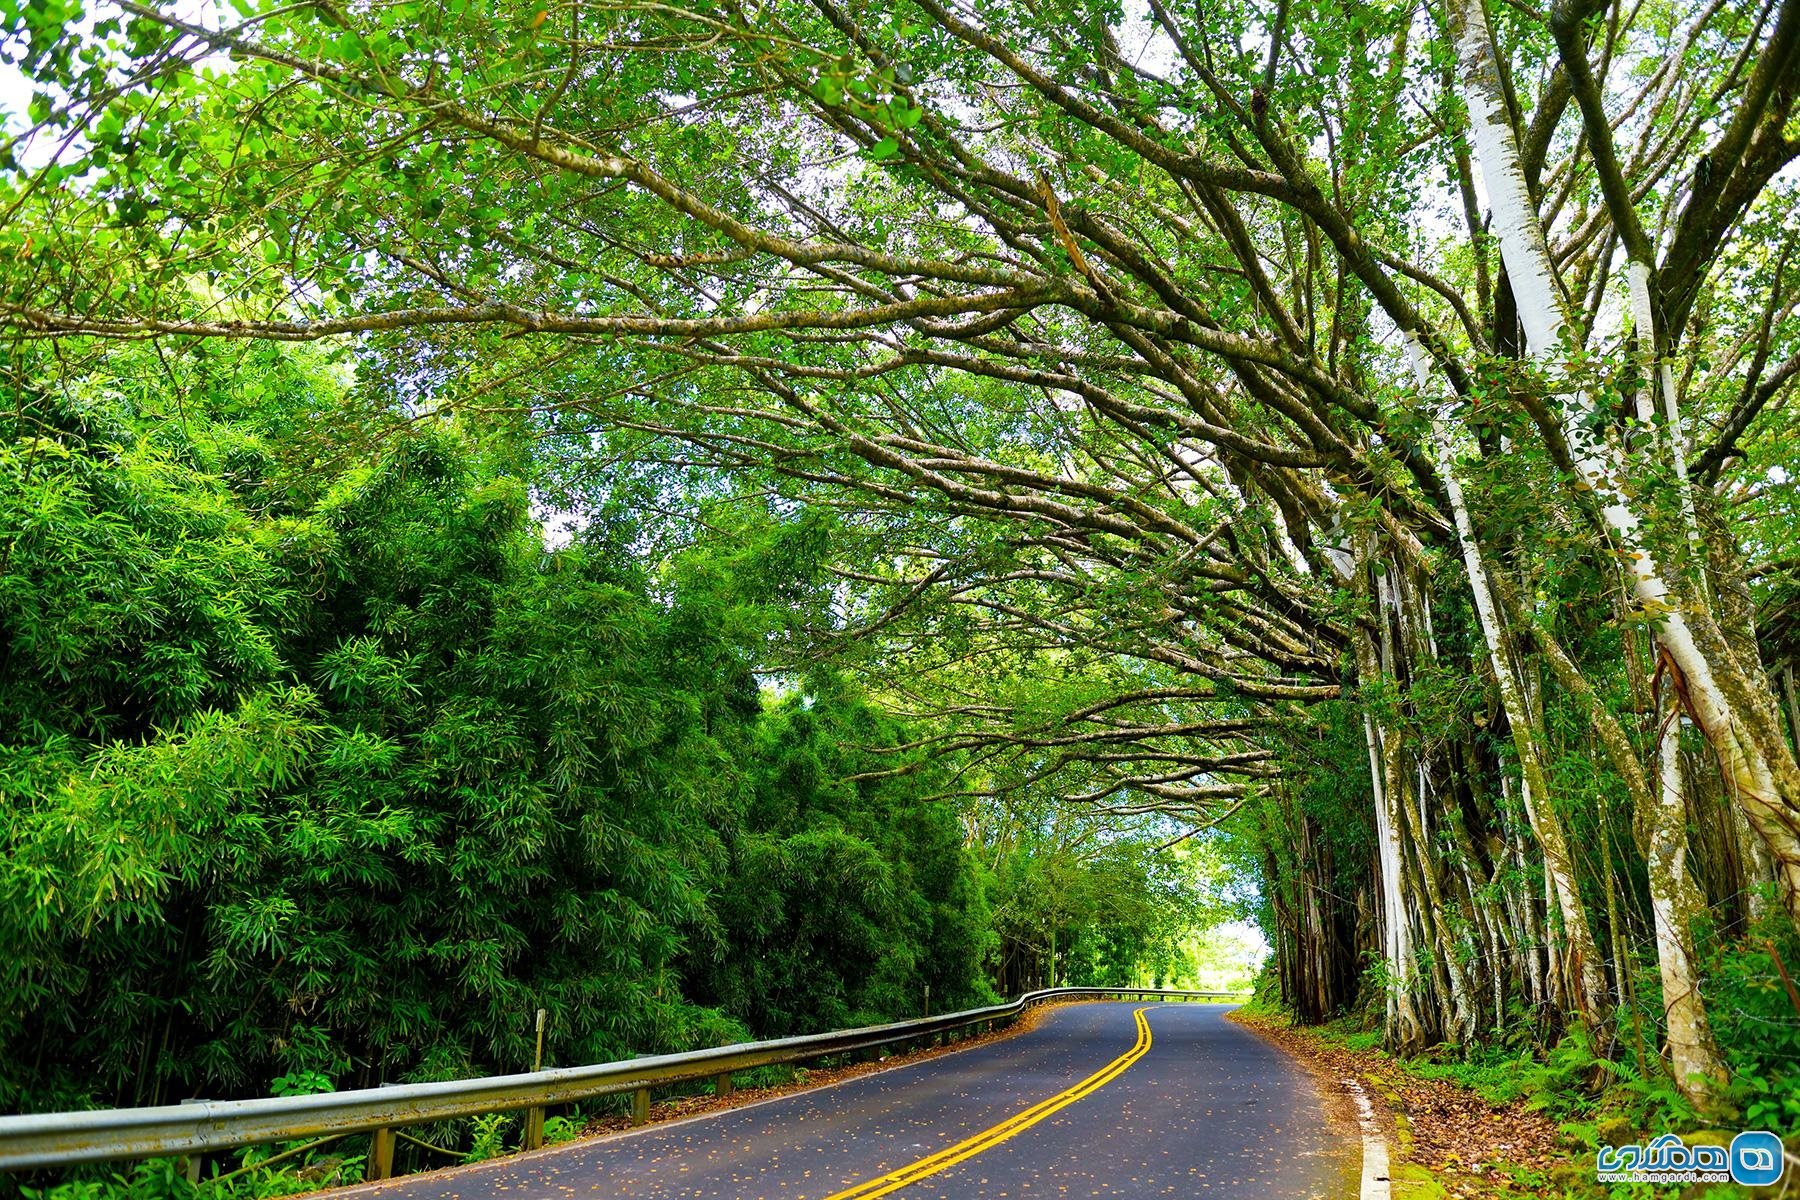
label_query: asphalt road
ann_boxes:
[347,1002,1354,1200]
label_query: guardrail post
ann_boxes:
[631,1088,650,1126]
[367,1126,395,1181]
[714,1072,733,1098]
[177,1100,206,1184]
[523,1006,549,1150]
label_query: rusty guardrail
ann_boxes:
[0,986,1247,1176]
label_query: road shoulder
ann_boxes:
[1229,1006,1567,1200]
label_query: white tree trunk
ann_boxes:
[1361,655,1429,1046]
[1625,261,1704,561]
[1649,703,1729,1107]
[1352,528,1430,1047]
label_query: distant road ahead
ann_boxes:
[345,1002,1353,1199]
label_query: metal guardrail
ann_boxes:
[0,987,1246,1175]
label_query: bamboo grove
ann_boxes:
[1,0,1798,1126]
[0,335,1209,1124]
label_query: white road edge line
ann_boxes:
[1347,1078,1391,1200]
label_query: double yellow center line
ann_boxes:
[820,1006,1155,1200]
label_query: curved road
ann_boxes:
[344,1002,1353,1200]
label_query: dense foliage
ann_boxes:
[0,347,1204,1136]
[3,0,1800,1188]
